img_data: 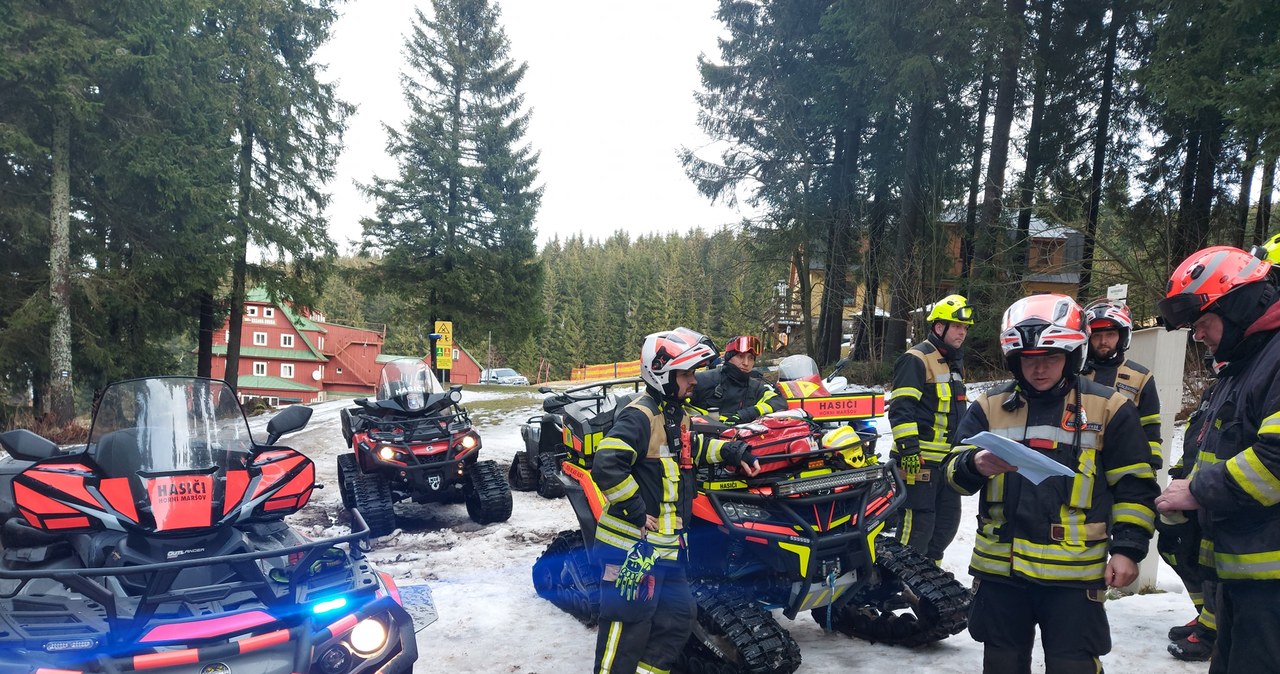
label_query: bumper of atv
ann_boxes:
[384,456,470,496]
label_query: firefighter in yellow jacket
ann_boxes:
[943,294,1158,674]
[888,293,972,562]
[590,328,760,674]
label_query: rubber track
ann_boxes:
[467,459,514,524]
[531,529,600,626]
[336,453,358,510]
[682,583,801,674]
[536,453,566,499]
[826,535,971,647]
[352,469,396,537]
[508,450,538,491]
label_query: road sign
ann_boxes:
[1107,283,1128,303]
[434,321,453,370]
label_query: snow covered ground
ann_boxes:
[266,387,1210,674]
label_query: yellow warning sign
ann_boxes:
[434,321,453,370]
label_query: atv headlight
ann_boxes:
[459,434,478,450]
[349,617,388,656]
[721,502,771,522]
[377,444,399,461]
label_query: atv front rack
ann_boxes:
[0,510,383,665]
[360,410,473,444]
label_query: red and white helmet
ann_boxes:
[1158,246,1272,330]
[1000,294,1090,373]
[640,327,717,399]
[1084,299,1134,351]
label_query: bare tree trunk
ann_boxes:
[197,291,215,378]
[1180,107,1223,263]
[1014,0,1053,269]
[963,63,993,280]
[225,127,255,392]
[887,99,931,360]
[816,111,863,367]
[48,108,75,424]
[1234,135,1259,248]
[795,248,815,356]
[1256,152,1277,245]
[974,0,1027,272]
[1081,0,1122,293]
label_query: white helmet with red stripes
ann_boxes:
[640,327,717,400]
[1000,294,1090,374]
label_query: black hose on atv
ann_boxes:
[815,535,971,648]
[682,582,802,674]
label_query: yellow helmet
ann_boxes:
[822,426,866,469]
[927,294,974,325]
[1252,231,1280,264]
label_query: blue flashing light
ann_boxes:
[312,596,349,615]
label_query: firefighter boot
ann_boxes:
[1168,627,1215,662]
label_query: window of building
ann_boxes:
[263,307,275,318]
[247,306,258,317]
[336,367,343,375]
[281,363,295,379]
[252,362,267,376]
[281,334,295,348]
[253,332,267,346]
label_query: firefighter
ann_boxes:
[1159,378,1217,661]
[591,327,761,674]
[1082,300,1164,468]
[943,294,1158,674]
[1155,245,1280,673]
[888,293,972,562]
[689,334,785,423]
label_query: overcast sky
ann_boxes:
[317,0,755,252]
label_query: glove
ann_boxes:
[723,439,756,468]
[615,539,658,601]
[736,407,760,423]
[899,450,921,480]
[721,412,741,425]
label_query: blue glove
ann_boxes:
[616,539,658,602]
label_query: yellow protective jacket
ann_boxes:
[591,392,738,565]
[1084,357,1163,468]
[943,377,1158,588]
[1188,303,1280,581]
[888,334,967,464]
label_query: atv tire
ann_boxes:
[352,469,396,537]
[508,450,538,492]
[682,582,802,674]
[337,453,358,510]
[816,535,970,647]
[532,529,601,626]
[536,453,566,500]
[465,459,513,524]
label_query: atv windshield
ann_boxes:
[777,354,821,382]
[377,358,443,410]
[87,377,253,476]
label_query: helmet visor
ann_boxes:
[1156,292,1207,330]
[726,335,761,356]
[952,305,974,322]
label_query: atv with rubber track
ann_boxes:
[338,358,512,536]
[531,394,971,673]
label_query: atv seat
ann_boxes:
[93,428,144,478]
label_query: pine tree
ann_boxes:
[361,0,542,362]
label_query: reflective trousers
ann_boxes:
[969,577,1110,674]
[896,463,962,562]
[594,562,694,674]
[1209,581,1280,674]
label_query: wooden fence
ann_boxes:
[569,360,641,382]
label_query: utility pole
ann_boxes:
[486,331,492,383]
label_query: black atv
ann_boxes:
[531,391,971,674]
[509,378,644,499]
[338,358,512,536]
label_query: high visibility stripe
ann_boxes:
[898,509,915,544]
[598,621,624,674]
[972,534,1013,576]
[1149,441,1163,465]
[987,425,1100,449]
[1199,539,1215,568]
[1140,413,1161,426]
[920,440,951,462]
[1200,609,1217,631]
[1105,462,1154,484]
[1260,413,1280,436]
[890,387,923,401]
[1058,505,1089,543]
[1225,448,1280,507]
[660,458,679,503]
[601,476,639,504]
[705,438,728,464]
[1011,538,1107,581]
[1215,550,1280,579]
[986,473,1006,503]
[891,422,919,439]
[1070,448,1095,509]
[637,662,671,674]
[597,437,637,456]
[1111,502,1155,533]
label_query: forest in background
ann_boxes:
[3,0,1278,426]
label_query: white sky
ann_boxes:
[317,0,755,253]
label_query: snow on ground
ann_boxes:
[265,385,1209,674]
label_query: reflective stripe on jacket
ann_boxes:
[943,377,1158,588]
[591,393,733,563]
[888,335,967,463]
[1188,306,1280,581]
[1084,358,1163,468]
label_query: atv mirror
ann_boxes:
[449,385,463,404]
[265,405,313,445]
[537,386,552,394]
[825,358,850,381]
[353,397,368,406]
[0,429,61,461]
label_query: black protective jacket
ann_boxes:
[888,333,967,464]
[1083,355,1163,468]
[689,365,784,422]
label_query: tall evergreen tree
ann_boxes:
[361,0,542,366]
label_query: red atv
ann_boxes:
[338,358,512,536]
[0,376,426,673]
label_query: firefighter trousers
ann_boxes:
[896,466,962,562]
[1209,581,1280,674]
[1156,512,1217,631]
[969,578,1110,674]
[594,562,694,674]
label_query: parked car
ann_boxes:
[481,367,529,385]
